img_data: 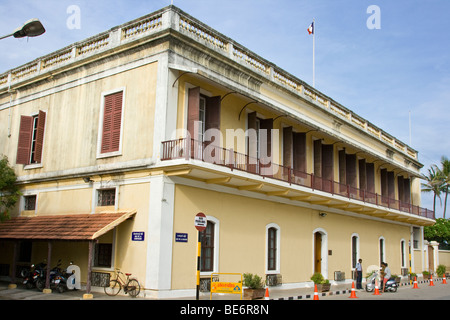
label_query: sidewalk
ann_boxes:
[0,278,438,301]
[0,280,352,300]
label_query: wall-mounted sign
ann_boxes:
[132,232,145,241]
[194,212,207,232]
[175,233,188,243]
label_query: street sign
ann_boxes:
[175,233,188,242]
[194,212,207,231]
[131,232,145,241]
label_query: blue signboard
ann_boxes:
[132,232,145,241]
[175,233,188,243]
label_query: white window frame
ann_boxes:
[200,216,220,277]
[265,223,281,274]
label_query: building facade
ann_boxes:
[0,6,435,298]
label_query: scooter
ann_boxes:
[365,270,398,292]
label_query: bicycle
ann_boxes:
[104,269,141,298]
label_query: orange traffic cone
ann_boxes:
[264,287,270,300]
[373,279,381,295]
[443,275,447,284]
[313,284,319,300]
[412,276,419,289]
[349,282,358,298]
[429,274,435,286]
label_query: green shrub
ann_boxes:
[243,273,265,289]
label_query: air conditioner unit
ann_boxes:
[334,271,345,281]
[401,268,409,276]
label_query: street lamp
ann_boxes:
[0,19,45,40]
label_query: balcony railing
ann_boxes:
[161,138,435,220]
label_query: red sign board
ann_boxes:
[194,212,207,231]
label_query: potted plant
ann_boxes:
[436,265,446,278]
[310,272,330,292]
[392,274,401,284]
[409,272,417,281]
[422,271,430,280]
[243,273,266,300]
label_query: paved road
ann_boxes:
[319,282,450,300]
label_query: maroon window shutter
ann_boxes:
[397,176,405,202]
[404,178,411,203]
[359,158,367,190]
[16,115,33,165]
[187,87,200,141]
[34,110,46,163]
[387,171,395,200]
[283,127,293,168]
[380,168,388,197]
[366,163,375,193]
[346,154,357,188]
[247,111,257,158]
[260,118,273,158]
[293,132,306,173]
[313,139,322,177]
[322,144,333,181]
[205,96,221,131]
[101,91,123,153]
[338,149,347,194]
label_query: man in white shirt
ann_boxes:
[355,259,363,289]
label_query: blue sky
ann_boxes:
[0,0,448,217]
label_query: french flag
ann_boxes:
[307,22,314,35]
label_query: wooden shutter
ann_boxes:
[366,162,375,193]
[338,149,347,194]
[404,178,411,203]
[260,118,273,158]
[387,171,395,200]
[346,154,357,188]
[283,127,293,168]
[101,91,123,153]
[293,132,306,173]
[398,176,405,203]
[247,111,257,158]
[205,96,221,131]
[359,158,367,190]
[322,144,334,192]
[187,87,200,141]
[313,139,322,177]
[34,110,46,164]
[380,168,388,197]
[247,112,257,173]
[322,144,333,181]
[16,115,33,165]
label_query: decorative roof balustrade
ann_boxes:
[0,5,418,161]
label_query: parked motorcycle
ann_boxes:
[365,270,398,292]
[22,262,46,290]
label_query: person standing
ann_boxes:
[381,262,391,293]
[355,259,363,289]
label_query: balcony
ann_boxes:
[161,138,434,225]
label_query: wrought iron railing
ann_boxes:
[161,138,434,220]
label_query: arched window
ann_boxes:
[351,234,360,269]
[266,223,280,273]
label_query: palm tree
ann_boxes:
[421,166,444,215]
[439,156,450,219]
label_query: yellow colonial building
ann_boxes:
[0,6,435,298]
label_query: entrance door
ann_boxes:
[314,232,322,273]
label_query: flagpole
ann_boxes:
[313,18,315,88]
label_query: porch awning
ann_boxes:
[0,211,136,241]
